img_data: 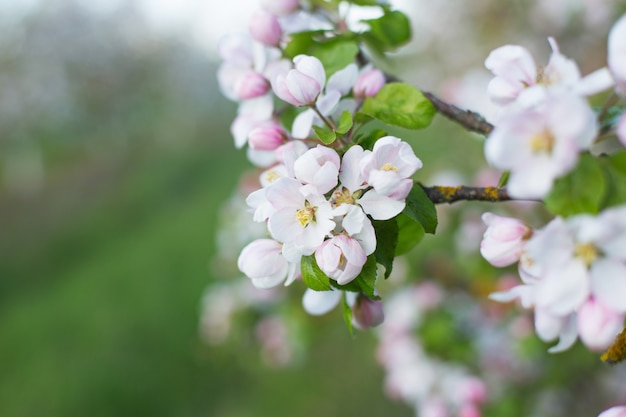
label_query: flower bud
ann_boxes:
[353,294,385,328]
[248,124,287,151]
[272,55,325,106]
[353,68,385,98]
[234,71,270,100]
[249,9,282,47]
[315,235,366,285]
[617,113,626,147]
[480,212,531,267]
[578,298,625,351]
[260,0,299,16]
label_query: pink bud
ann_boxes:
[480,212,531,267]
[234,71,270,100]
[578,298,625,351]
[353,294,385,328]
[617,113,626,147]
[315,235,366,285]
[248,124,287,151]
[249,9,282,47]
[353,68,385,98]
[272,55,325,106]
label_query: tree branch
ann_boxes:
[420,184,512,204]
[422,92,494,136]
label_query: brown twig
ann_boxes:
[420,184,511,205]
[422,92,494,136]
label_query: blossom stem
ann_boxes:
[419,184,515,204]
[311,105,336,131]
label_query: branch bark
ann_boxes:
[420,184,512,204]
[422,91,494,136]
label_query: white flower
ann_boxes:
[599,406,626,417]
[237,239,298,288]
[293,145,340,194]
[609,14,626,94]
[266,178,335,255]
[315,235,367,284]
[302,288,342,316]
[271,55,326,107]
[484,93,597,199]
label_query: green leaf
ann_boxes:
[336,110,353,135]
[342,292,354,336]
[372,218,398,278]
[354,128,386,150]
[301,255,332,291]
[310,38,359,78]
[331,255,379,300]
[361,10,411,53]
[312,125,337,144]
[360,83,436,130]
[284,31,324,59]
[600,151,626,208]
[403,183,438,234]
[346,0,378,5]
[545,153,607,217]
[395,213,425,255]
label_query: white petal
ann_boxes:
[590,258,626,312]
[535,260,589,316]
[291,109,317,139]
[547,314,578,353]
[358,189,405,220]
[302,288,341,316]
[326,63,358,96]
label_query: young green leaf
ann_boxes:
[336,110,354,135]
[545,153,607,217]
[372,218,398,278]
[600,151,626,208]
[395,213,426,255]
[312,125,337,145]
[361,10,411,53]
[360,83,436,130]
[403,183,438,234]
[301,255,332,291]
[342,292,354,336]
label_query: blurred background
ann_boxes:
[1,0,625,416]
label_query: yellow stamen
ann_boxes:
[574,243,600,268]
[331,187,355,207]
[295,206,316,227]
[380,162,398,172]
[264,170,281,184]
[529,130,555,154]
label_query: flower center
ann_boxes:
[263,169,282,184]
[380,162,398,172]
[331,186,355,207]
[529,130,555,154]
[296,204,316,227]
[574,243,600,268]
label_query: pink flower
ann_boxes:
[272,55,326,106]
[353,66,386,98]
[249,9,282,47]
[248,124,287,151]
[617,113,626,147]
[599,407,626,417]
[293,145,340,194]
[360,136,423,199]
[480,212,531,267]
[315,235,367,285]
[266,178,335,255]
[484,93,597,199]
[609,14,626,94]
[234,71,270,100]
[353,294,385,328]
[578,298,625,351]
[237,239,298,288]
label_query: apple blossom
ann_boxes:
[302,288,343,316]
[577,298,625,351]
[233,71,270,100]
[353,66,386,98]
[237,238,298,288]
[266,178,336,255]
[315,234,367,285]
[353,294,385,328]
[608,14,626,94]
[248,123,287,151]
[360,136,423,199]
[293,145,340,194]
[249,9,282,47]
[480,212,531,267]
[484,93,597,199]
[617,113,626,147]
[259,0,299,16]
[271,55,326,106]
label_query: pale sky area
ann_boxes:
[0,0,416,56]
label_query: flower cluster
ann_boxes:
[239,135,422,288]
[483,14,626,199]
[482,206,626,353]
